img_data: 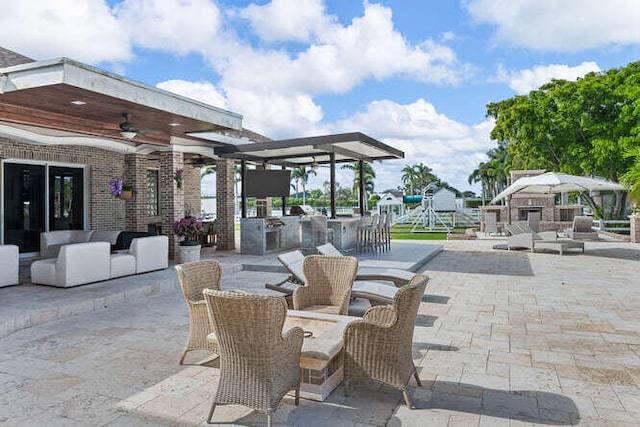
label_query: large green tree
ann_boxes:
[483,61,640,216]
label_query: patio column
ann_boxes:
[358,160,365,214]
[631,214,640,243]
[124,154,148,232]
[216,158,236,250]
[160,150,184,259]
[330,152,336,219]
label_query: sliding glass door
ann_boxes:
[49,166,84,231]
[3,163,46,253]
[3,162,85,253]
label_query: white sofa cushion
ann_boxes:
[0,245,19,287]
[110,253,136,278]
[31,241,111,288]
[40,230,94,258]
[90,230,122,246]
[129,235,168,274]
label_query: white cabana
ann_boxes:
[491,172,625,204]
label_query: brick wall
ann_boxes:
[183,165,202,217]
[216,159,235,250]
[124,154,149,231]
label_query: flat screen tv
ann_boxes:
[245,169,291,198]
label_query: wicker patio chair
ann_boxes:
[343,274,429,408]
[293,255,358,315]
[202,289,304,426]
[175,259,222,365]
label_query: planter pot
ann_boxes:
[177,241,201,263]
[119,190,132,200]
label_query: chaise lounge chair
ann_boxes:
[316,243,417,287]
[266,250,398,305]
[505,223,584,255]
[566,216,599,240]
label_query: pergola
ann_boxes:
[215,132,404,218]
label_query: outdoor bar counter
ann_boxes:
[300,216,361,252]
[241,215,361,255]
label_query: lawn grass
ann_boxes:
[390,224,466,240]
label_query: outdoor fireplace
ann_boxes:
[517,206,542,221]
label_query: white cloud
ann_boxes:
[333,99,494,191]
[221,1,468,96]
[225,88,328,137]
[113,0,222,55]
[494,62,601,94]
[465,0,640,51]
[156,80,228,109]
[240,0,333,43]
[0,0,132,63]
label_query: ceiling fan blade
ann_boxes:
[138,128,163,135]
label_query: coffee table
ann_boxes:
[284,310,360,401]
[534,239,584,255]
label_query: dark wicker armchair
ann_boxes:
[343,274,429,407]
[175,259,222,364]
[293,255,358,315]
[202,289,304,426]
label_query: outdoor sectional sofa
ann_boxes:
[0,244,19,287]
[40,230,154,258]
[31,235,168,288]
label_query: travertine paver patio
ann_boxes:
[1,239,640,426]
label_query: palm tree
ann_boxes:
[290,166,316,205]
[341,162,376,209]
[401,165,417,195]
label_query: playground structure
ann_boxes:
[393,185,455,232]
[386,185,479,232]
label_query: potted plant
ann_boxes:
[109,177,133,199]
[173,216,204,262]
[174,168,184,189]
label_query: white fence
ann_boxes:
[592,219,630,234]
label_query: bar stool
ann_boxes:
[356,216,372,253]
[310,215,333,246]
[384,211,392,251]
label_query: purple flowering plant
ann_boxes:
[109,177,133,197]
[109,177,124,197]
[173,216,203,242]
[173,168,184,189]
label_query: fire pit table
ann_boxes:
[284,310,361,401]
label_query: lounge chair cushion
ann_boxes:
[316,243,416,286]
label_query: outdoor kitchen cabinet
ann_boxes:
[240,217,299,255]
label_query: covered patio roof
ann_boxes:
[215,132,404,166]
[216,132,403,218]
[0,56,244,149]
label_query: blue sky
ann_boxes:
[2,0,640,195]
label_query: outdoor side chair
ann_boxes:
[343,274,429,408]
[202,289,303,427]
[175,259,222,364]
[293,255,358,315]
